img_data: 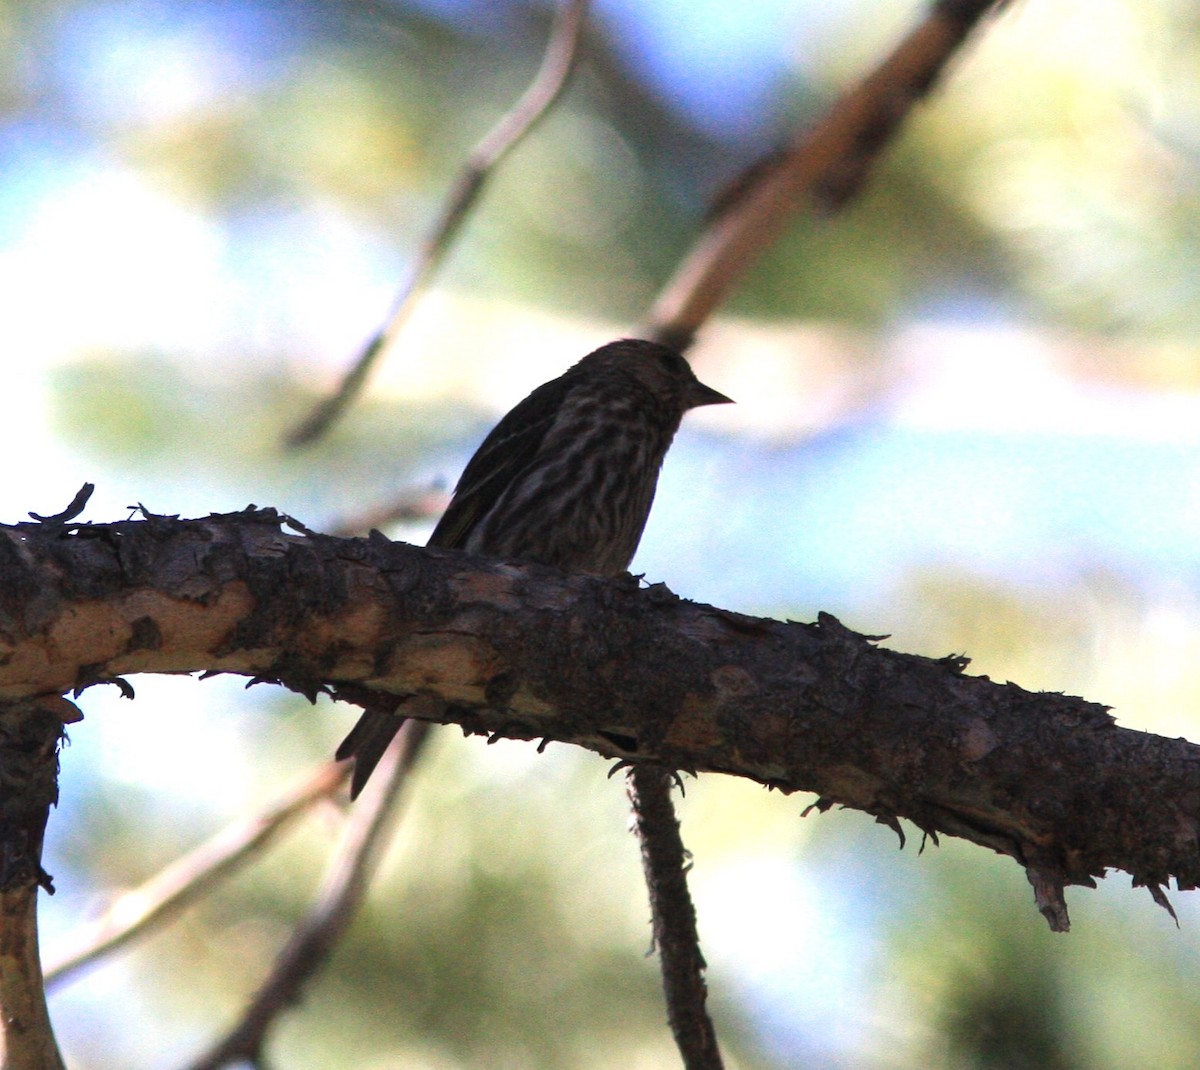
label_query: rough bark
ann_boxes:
[0,698,66,1070]
[0,506,1196,930]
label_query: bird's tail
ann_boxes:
[336,693,444,797]
[336,707,407,799]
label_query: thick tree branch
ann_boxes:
[1,507,1197,930]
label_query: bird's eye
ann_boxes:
[654,349,687,377]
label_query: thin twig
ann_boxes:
[645,0,1013,351]
[286,0,591,447]
[627,766,724,1070]
[45,759,349,988]
[185,720,431,1070]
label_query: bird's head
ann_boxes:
[580,338,733,413]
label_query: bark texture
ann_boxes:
[0,507,1196,929]
[0,697,66,1070]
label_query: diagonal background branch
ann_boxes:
[2,508,1199,932]
[646,0,1013,350]
[185,720,430,1070]
[43,758,348,989]
[287,0,591,446]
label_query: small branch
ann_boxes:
[286,0,591,447]
[28,483,94,526]
[645,0,1012,350]
[44,759,348,988]
[628,766,723,1070]
[185,720,430,1070]
[0,697,69,1070]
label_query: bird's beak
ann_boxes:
[686,380,734,409]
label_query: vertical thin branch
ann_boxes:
[627,766,724,1070]
[287,0,591,446]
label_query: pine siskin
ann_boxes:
[336,338,732,795]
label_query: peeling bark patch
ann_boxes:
[35,695,83,725]
[124,616,162,654]
[449,567,521,610]
[959,718,997,762]
[709,664,757,696]
[383,634,501,703]
[303,601,387,676]
[484,671,519,709]
[510,687,558,725]
[820,763,889,809]
[663,696,725,753]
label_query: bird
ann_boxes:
[336,338,732,797]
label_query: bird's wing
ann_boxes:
[428,373,572,550]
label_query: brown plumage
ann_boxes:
[336,338,732,796]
